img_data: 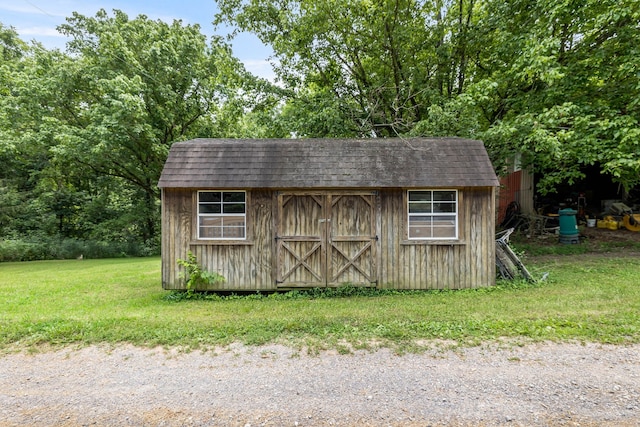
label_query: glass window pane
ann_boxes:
[199,192,221,203]
[408,190,458,240]
[221,216,245,228]
[200,226,222,239]
[223,227,245,239]
[223,203,245,214]
[224,192,245,203]
[200,217,223,227]
[198,192,246,240]
[409,216,432,226]
[433,191,456,201]
[433,202,456,213]
[431,226,455,238]
[199,204,221,214]
[432,216,456,238]
[409,191,431,202]
[409,203,432,213]
[409,223,432,238]
[433,215,456,225]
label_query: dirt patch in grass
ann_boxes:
[510,225,640,260]
[577,227,640,258]
[580,225,640,244]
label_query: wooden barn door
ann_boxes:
[276,194,327,287]
[276,192,377,288]
[327,194,377,286]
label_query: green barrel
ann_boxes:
[558,208,579,243]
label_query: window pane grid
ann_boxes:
[408,190,458,240]
[198,191,246,240]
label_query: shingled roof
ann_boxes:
[158,137,499,189]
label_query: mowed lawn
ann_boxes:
[1,254,639,352]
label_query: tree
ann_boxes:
[48,9,250,241]
[1,11,259,245]
[0,23,26,61]
[471,0,640,193]
[0,24,36,237]
[216,0,480,137]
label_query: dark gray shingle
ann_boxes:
[158,138,499,189]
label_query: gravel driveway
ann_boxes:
[1,342,639,426]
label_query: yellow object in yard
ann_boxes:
[597,216,620,230]
[623,214,640,232]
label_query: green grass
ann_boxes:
[1,254,639,353]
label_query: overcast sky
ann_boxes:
[0,0,275,80]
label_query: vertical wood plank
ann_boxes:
[162,186,496,291]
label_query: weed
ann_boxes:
[176,252,225,294]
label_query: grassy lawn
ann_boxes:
[1,251,639,353]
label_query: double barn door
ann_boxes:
[276,192,377,288]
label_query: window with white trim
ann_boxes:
[198,191,246,240]
[408,190,458,240]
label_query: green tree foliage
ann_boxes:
[0,11,258,251]
[217,0,640,193]
[0,24,34,238]
[0,23,27,62]
[51,10,250,240]
[216,0,480,137]
[217,0,640,192]
[466,0,640,193]
[2,1,640,253]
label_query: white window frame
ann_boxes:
[407,189,458,240]
[197,190,246,240]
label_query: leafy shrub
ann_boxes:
[0,240,49,262]
[176,251,226,293]
[0,237,159,262]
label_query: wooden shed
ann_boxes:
[158,137,500,291]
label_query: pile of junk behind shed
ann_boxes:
[498,167,640,239]
[495,169,640,281]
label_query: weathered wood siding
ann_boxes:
[378,188,495,289]
[161,189,275,291]
[162,187,495,290]
[161,188,192,289]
